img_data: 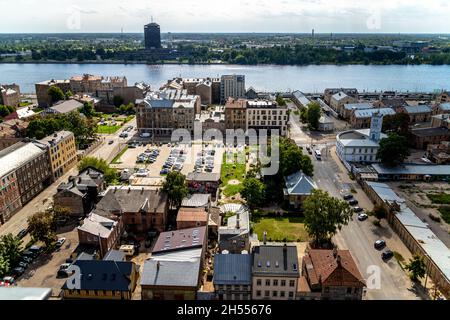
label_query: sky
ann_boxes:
[0,0,449,33]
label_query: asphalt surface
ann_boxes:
[289,111,423,300]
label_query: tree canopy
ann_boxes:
[382,113,410,137]
[47,86,65,103]
[405,255,427,282]
[303,102,322,130]
[303,189,353,247]
[78,157,117,184]
[376,133,410,167]
[162,171,189,209]
[241,177,266,208]
[79,102,95,118]
[0,234,23,276]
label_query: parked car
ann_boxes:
[353,207,364,213]
[56,237,66,248]
[1,276,15,286]
[343,194,353,200]
[357,213,368,221]
[57,263,72,278]
[12,267,25,277]
[160,168,170,175]
[22,250,37,259]
[17,228,28,239]
[21,256,33,264]
[382,250,394,261]
[348,199,359,206]
[374,239,386,250]
[17,261,28,269]
[108,140,114,145]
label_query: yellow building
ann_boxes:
[36,131,77,181]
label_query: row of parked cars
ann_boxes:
[342,193,367,221]
[161,149,187,175]
[119,125,133,138]
[195,149,216,173]
[136,148,160,163]
[0,245,43,286]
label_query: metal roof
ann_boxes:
[438,103,450,111]
[343,103,373,110]
[353,108,395,118]
[181,193,211,208]
[372,164,450,176]
[0,287,52,300]
[252,245,300,277]
[0,142,46,177]
[403,105,431,114]
[284,171,317,196]
[213,254,252,285]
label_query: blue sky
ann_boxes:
[0,0,449,33]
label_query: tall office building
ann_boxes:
[220,75,245,104]
[144,22,161,49]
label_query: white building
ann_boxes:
[220,75,245,104]
[246,100,288,136]
[336,111,386,163]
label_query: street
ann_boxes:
[289,108,423,300]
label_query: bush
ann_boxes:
[429,213,441,222]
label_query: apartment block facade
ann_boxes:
[220,75,245,104]
[35,79,71,107]
[246,100,288,136]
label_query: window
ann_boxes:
[347,287,352,294]
[273,279,278,286]
[265,279,271,286]
[272,291,278,297]
[288,292,294,298]
[324,287,330,293]
[280,291,285,298]
[281,280,286,286]
[256,290,261,297]
[289,280,295,287]
[264,291,270,297]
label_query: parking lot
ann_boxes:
[111,140,226,178]
[11,226,79,297]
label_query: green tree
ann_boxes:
[305,102,322,130]
[303,189,353,247]
[65,90,73,99]
[241,177,266,208]
[47,86,65,103]
[118,103,135,115]
[78,157,117,184]
[279,137,314,177]
[27,211,56,247]
[405,255,427,282]
[376,133,410,167]
[382,113,410,137]
[162,171,188,209]
[0,234,23,267]
[276,94,287,106]
[0,254,9,276]
[79,102,95,118]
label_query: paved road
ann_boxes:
[289,116,423,300]
[0,118,136,238]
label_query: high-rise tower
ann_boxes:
[369,111,383,142]
[144,20,161,49]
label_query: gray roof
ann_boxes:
[103,250,126,262]
[62,260,135,291]
[181,193,211,208]
[252,245,300,277]
[141,257,201,288]
[0,287,52,300]
[78,213,117,239]
[353,107,395,118]
[438,103,450,111]
[372,163,450,176]
[292,91,311,106]
[0,142,47,177]
[49,99,83,114]
[186,172,220,182]
[403,105,431,114]
[411,127,450,137]
[213,254,252,285]
[344,102,373,111]
[284,171,317,196]
[331,92,349,101]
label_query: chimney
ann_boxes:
[263,231,267,245]
[336,254,342,266]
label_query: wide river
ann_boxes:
[1,63,449,94]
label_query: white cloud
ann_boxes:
[0,0,449,32]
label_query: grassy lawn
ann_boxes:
[220,152,246,197]
[96,125,122,134]
[427,193,450,205]
[438,206,450,224]
[111,146,128,164]
[253,216,308,242]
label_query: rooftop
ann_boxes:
[0,142,46,177]
[343,102,373,111]
[37,131,73,146]
[331,91,349,101]
[186,172,220,182]
[252,245,299,277]
[176,207,208,223]
[353,107,395,118]
[371,163,450,176]
[49,99,83,114]
[284,171,317,196]
[411,127,450,138]
[403,105,432,114]
[213,254,252,285]
[152,226,207,254]
[78,213,118,239]
[181,193,211,208]
[337,129,387,148]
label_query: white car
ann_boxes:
[56,237,66,247]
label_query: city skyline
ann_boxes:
[1,0,450,33]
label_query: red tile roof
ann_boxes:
[305,249,365,287]
[176,208,208,222]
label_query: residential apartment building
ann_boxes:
[213,254,252,300]
[224,98,247,131]
[35,131,77,181]
[410,127,450,149]
[0,119,28,151]
[298,249,366,300]
[195,106,226,134]
[136,90,200,137]
[69,74,127,94]
[252,245,300,300]
[93,186,169,233]
[219,205,250,254]
[0,84,20,108]
[220,75,245,104]
[436,91,450,104]
[330,92,357,115]
[35,79,71,107]
[246,99,288,136]
[0,142,51,224]
[324,88,358,105]
[432,103,450,115]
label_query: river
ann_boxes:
[0,63,449,94]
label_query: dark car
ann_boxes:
[353,206,364,213]
[343,194,353,200]
[17,228,28,239]
[382,250,394,260]
[348,199,359,206]
[374,240,386,250]
[17,261,28,269]
[21,256,33,264]
[22,250,37,259]
[12,267,25,277]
